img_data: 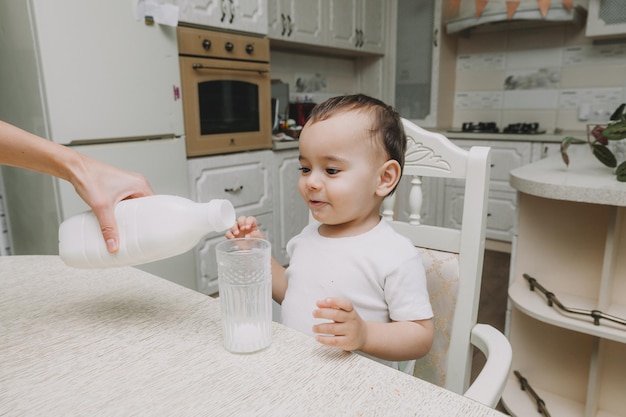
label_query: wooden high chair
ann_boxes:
[382,118,512,408]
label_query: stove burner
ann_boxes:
[462,122,499,133]
[503,123,544,134]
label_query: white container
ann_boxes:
[59,195,235,268]
[216,238,272,353]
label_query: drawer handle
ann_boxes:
[224,185,243,193]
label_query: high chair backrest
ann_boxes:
[382,118,511,408]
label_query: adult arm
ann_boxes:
[0,120,154,252]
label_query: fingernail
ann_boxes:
[106,239,118,253]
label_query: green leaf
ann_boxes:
[617,161,626,182]
[609,103,625,122]
[603,120,626,140]
[592,144,617,168]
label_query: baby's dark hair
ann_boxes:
[307,94,406,175]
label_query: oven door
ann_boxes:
[179,56,272,157]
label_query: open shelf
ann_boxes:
[503,173,626,417]
[509,278,626,343]
[502,309,626,417]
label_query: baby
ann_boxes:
[227,94,433,368]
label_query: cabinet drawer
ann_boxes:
[195,212,274,295]
[452,139,532,192]
[188,150,273,217]
[444,186,516,242]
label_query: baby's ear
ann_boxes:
[376,160,401,197]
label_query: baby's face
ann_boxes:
[297,111,388,237]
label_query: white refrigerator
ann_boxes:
[0,0,198,289]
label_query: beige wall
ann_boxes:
[452,24,626,132]
[269,49,359,104]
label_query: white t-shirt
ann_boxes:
[281,218,433,365]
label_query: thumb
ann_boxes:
[94,207,119,253]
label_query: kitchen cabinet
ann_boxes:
[175,0,268,35]
[267,0,385,55]
[502,149,626,417]
[450,139,532,243]
[391,136,539,243]
[531,141,561,161]
[326,0,386,54]
[392,0,456,128]
[585,0,626,39]
[272,149,308,266]
[188,150,274,295]
[267,0,323,44]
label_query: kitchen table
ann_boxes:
[0,256,504,416]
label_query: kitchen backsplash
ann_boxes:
[269,50,359,107]
[453,24,626,132]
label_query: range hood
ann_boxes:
[446,0,588,34]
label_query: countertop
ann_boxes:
[510,145,626,206]
[272,129,585,151]
[1,256,505,417]
[437,129,584,143]
[272,138,299,150]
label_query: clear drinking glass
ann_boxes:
[215,238,272,353]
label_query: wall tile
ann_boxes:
[451,23,626,130]
[561,65,626,88]
[456,70,506,91]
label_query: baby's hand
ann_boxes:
[312,297,367,352]
[225,215,266,239]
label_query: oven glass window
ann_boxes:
[198,80,260,135]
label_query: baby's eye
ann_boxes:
[298,166,310,174]
[326,168,340,175]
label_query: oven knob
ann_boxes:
[225,42,234,52]
[245,44,254,54]
[202,39,211,50]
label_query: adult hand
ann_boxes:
[69,154,153,253]
[0,120,154,253]
[312,297,368,352]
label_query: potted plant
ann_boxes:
[560,103,626,182]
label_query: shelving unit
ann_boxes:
[502,148,626,417]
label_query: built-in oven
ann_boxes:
[177,26,272,157]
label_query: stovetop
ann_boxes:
[448,122,546,135]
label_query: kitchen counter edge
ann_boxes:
[509,145,626,207]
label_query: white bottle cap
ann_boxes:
[207,199,236,232]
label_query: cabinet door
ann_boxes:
[268,0,323,44]
[273,150,308,266]
[187,150,273,217]
[358,0,386,54]
[176,0,225,29]
[176,0,267,35]
[585,0,626,39]
[232,0,268,35]
[189,150,274,294]
[327,0,385,53]
[394,0,440,127]
[531,142,560,162]
[267,0,284,37]
[445,139,531,242]
[196,212,273,295]
[452,139,532,192]
[327,0,359,50]
[444,185,517,242]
